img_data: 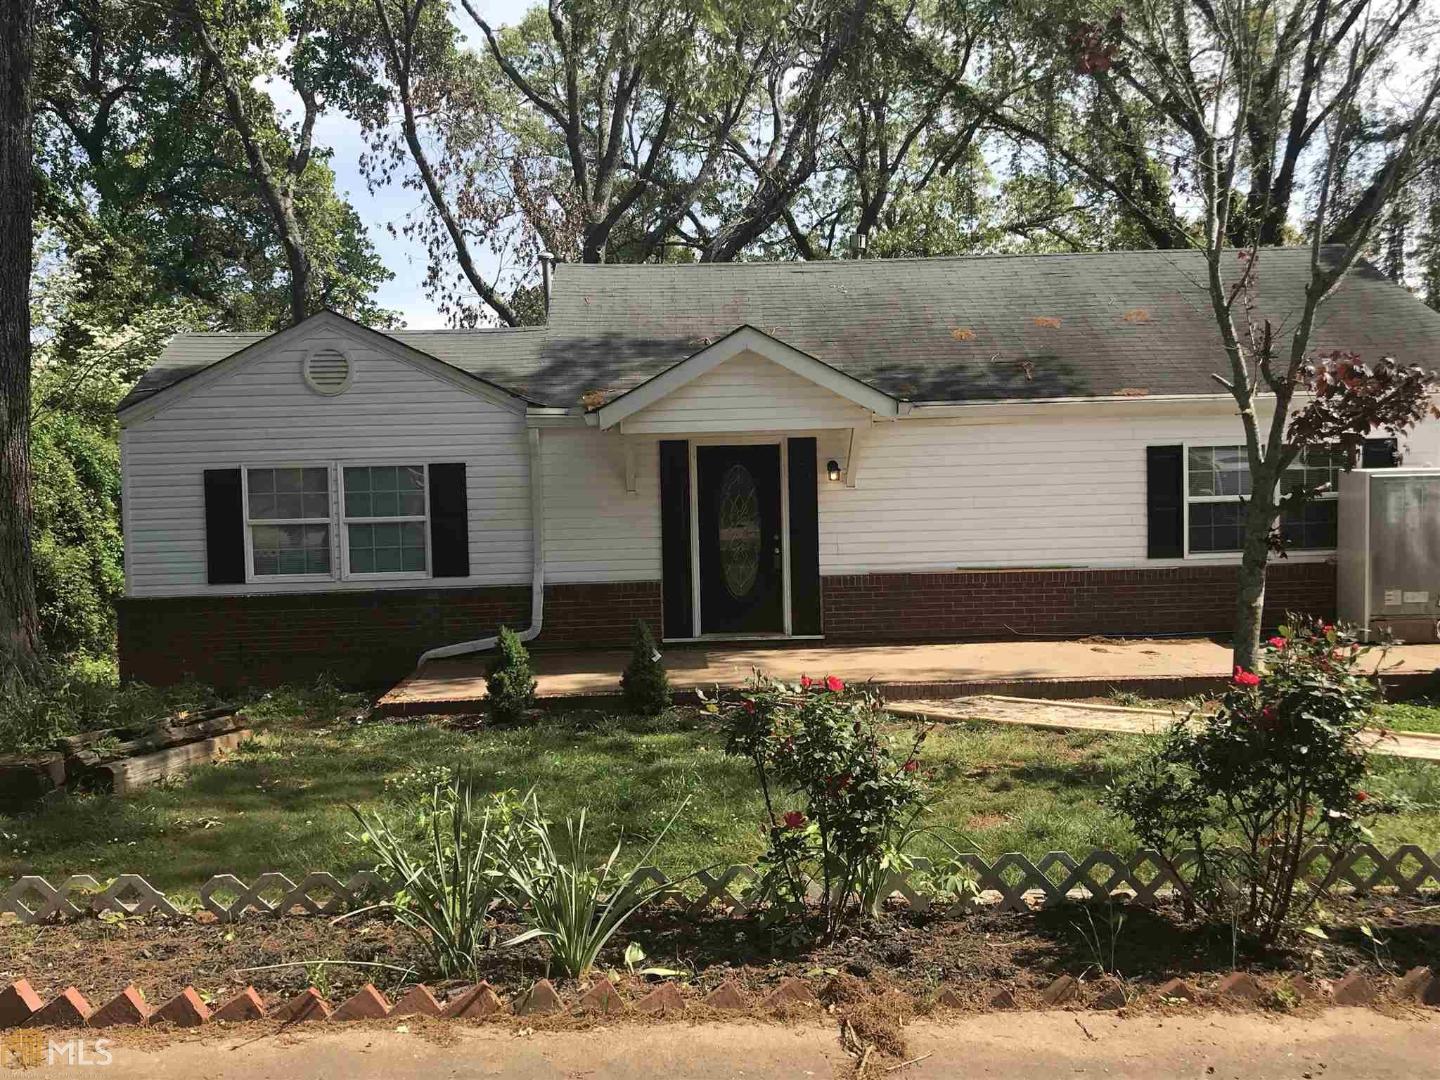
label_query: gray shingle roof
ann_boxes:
[122,247,1440,412]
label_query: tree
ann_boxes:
[176,0,323,325]
[988,0,1440,669]
[1,0,41,679]
[35,0,395,331]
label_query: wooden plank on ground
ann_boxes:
[101,730,254,795]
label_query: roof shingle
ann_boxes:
[121,247,1440,411]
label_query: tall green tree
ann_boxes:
[986,0,1440,669]
[35,0,395,331]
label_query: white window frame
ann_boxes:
[338,462,433,581]
[241,463,338,583]
[1182,442,1339,559]
[238,460,436,584]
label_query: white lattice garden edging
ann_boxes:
[4,845,1438,925]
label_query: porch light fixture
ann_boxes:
[826,459,842,482]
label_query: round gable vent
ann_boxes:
[304,348,352,395]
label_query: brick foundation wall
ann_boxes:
[118,581,661,689]
[819,562,1336,642]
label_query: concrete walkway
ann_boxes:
[54,1013,1440,1079]
[378,637,1440,714]
[889,694,1440,761]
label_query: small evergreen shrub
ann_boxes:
[486,626,537,721]
[620,620,670,715]
[1107,616,1379,946]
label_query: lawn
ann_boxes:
[1378,699,1440,735]
[4,692,1440,902]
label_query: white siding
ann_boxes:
[122,325,532,596]
[541,428,661,582]
[814,412,1440,575]
[619,351,871,434]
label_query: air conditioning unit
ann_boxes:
[1338,469,1440,643]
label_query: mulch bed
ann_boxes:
[4,891,1437,1011]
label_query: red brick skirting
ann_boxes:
[118,582,661,689]
[819,561,1336,643]
[118,565,1331,688]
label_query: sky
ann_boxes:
[303,0,533,328]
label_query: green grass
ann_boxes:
[3,701,1438,902]
[1378,700,1440,735]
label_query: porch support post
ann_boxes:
[624,439,639,494]
[844,422,868,488]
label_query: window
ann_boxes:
[241,463,431,580]
[342,465,429,575]
[1186,446,1341,554]
[245,467,333,577]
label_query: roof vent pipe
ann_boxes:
[539,251,556,315]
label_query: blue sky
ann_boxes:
[310,0,533,328]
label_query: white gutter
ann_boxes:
[417,428,546,665]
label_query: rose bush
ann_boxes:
[720,674,933,936]
[1108,616,1380,945]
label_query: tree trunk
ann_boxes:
[1232,494,1276,673]
[0,0,41,679]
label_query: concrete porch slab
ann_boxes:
[375,638,1440,715]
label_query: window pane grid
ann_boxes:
[251,524,331,577]
[247,467,332,578]
[246,467,331,522]
[1185,445,1338,554]
[343,465,426,520]
[341,465,428,575]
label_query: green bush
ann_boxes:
[30,410,124,658]
[1107,616,1378,946]
[486,626,537,722]
[722,674,935,936]
[620,620,670,715]
[0,660,221,755]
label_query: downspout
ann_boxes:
[417,427,545,665]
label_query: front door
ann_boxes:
[697,444,784,634]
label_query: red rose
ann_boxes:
[742,699,756,715]
[1260,706,1277,726]
[1267,636,1287,649]
[1322,624,1335,634]
[783,810,807,829]
[1355,790,1370,803]
[1232,666,1261,687]
[825,675,845,693]
[903,760,918,773]
[800,674,813,689]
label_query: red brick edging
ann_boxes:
[4,966,1436,1031]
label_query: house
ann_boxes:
[115,248,1440,687]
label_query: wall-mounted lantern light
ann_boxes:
[826,459,842,482]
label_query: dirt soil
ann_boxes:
[4,891,1438,1011]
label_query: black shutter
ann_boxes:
[787,437,821,635]
[659,440,692,638]
[1146,446,1184,558]
[428,463,470,577]
[1363,437,1399,468]
[203,469,246,584]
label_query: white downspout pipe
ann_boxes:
[417,428,545,665]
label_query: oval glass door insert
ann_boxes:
[718,463,761,599]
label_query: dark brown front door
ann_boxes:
[697,444,784,634]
